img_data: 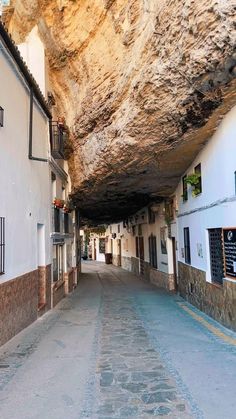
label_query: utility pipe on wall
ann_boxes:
[28,88,48,163]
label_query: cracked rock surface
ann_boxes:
[7,0,236,221]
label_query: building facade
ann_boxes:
[0,23,78,346]
[175,105,236,330]
[105,202,177,292]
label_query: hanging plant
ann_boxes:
[185,173,201,197]
[53,198,65,208]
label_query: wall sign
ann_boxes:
[223,228,236,278]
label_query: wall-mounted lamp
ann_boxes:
[0,107,4,127]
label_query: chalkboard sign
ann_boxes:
[223,228,236,278]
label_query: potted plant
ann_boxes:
[53,198,65,208]
[185,173,201,197]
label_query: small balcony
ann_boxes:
[49,121,65,159]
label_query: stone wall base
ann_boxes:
[150,269,175,291]
[64,269,75,294]
[0,270,38,346]
[131,257,140,276]
[38,265,52,316]
[112,254,121,267]
[121,256,132,271]
[178,262,236,331]
[52,279,65,308]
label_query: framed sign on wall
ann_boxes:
[223,228,236,279]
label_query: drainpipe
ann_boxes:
[28,88,48,163]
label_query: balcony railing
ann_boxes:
[50,121,64,159]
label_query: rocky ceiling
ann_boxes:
[7,0,236,223]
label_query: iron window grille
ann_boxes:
[0,107,4,127]
[54,208,60,233]
[194,163,202,195]
[64,213,69,234]
[182,175,188,202]
[184,227,191,264]
[0,217,5,275]
[49,121,65,159]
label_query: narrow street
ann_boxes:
[0,262,236,419]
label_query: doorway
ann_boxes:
[172,237,178,291]
[117,239,121,266]
[94,239,97,260]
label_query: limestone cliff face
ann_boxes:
[7,0,236,221]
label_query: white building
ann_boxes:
[0,22,78,346]
[105,202,177,291]
[174,105,236,330]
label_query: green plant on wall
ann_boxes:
[185,173,201,197]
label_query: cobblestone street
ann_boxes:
[0,262,236,419]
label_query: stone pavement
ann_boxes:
[0,261,236,419]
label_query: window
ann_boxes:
[209,228,224,285]
[184,227,191,264]
[53,244,64,282]
[0,217,5,275]
[149,234,157,269]
[194,163,202,195]
[64,213,69,234]
[136,236,139,258]
[99,238,105,254]
[148,207,155,224]
[138,224,142,236]
[54,208,60,232]
[49,121,64,159]
[0,107,4,127]
[118,224,120,234]
[132,225,136,236]
[182,175,188,202]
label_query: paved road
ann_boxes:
[0,262,236,419]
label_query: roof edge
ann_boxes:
[0,20,52,119]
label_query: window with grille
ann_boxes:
[184,227,191,264]
[182,175,188,202]
[194,163,202,195]
[54,208,60,232]
[208,228,224,285]
[149,234,157,269]
[0,217,5,275]
[64,213,69,234]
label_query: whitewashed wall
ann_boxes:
[0,44,51,282]
[176,105,236,281]
[106,202,174,275]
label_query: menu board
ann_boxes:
[223,228,236,278]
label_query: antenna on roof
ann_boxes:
[0,0,10,17]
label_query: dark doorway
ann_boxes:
[172,237,178,291]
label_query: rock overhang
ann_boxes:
[6,0,236,224]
